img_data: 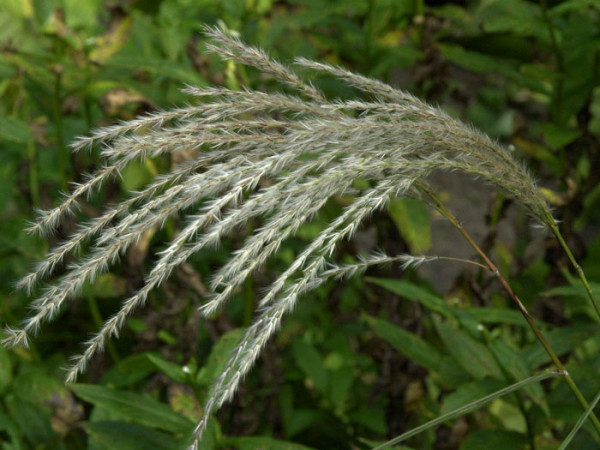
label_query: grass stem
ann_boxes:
[418,181,600,436]
[551,223,600,322]
[52,67,67,192]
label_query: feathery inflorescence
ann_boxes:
[2,26,554,448]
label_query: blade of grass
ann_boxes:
[559,387,600,450]
[372,370,565,450]
[550,222,600,322]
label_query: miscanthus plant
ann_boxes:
[3,26,600,448]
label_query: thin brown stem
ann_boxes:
[417,181,600,436]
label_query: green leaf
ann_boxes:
[0,409,24,450]
[522,324,598,369]
[546,281,600,320]
[441,379,506,414]
[222,436,315,450]
[438,43,545,93]
[551,0,600,15]
[107,56,207,86]
[71,384,192,433]
[366,278,453,317]
[545,282,600,300]
[0,346,12,393]
[146,353,187,384]
[488,340,546,409]
[559,387,600,449]
[84,421,184,450]
[434,319,501,380]
[475,0,547,41]
[538,123,582,149]
[63,0,102,29]
[388,198,432,253]
[101,353,156,387]
[121,161,153,192]
[196,328,245,387]
[292,340,328,394]
[433,355,473,389]
[4,395,55,446]
[364,314,441,372]
[327,366,354,412]
[461,430,529,450]
[285,408,324,438]
[372,371,561,449]
[81,273,128,299]
[466,307,531,326]
[0,115,32,143]
[349,407,387,434]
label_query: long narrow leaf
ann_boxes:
[372,370,565,450]
[559,387,600,449]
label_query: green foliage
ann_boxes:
[1,0,600,449]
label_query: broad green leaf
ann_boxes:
[349,407,387,435]
[438,43,545,93]
[461,430,529,450]
[388,198,431,253]
[223,436,315,450]
[522,324,598,369]
[364,314,441,372]
[433,355,473,389]
[467,307,531,326]
[488,340,546,409]
[366,278,453,317]
[434,319,501,380]
[551,0,600,15]
[71,384,192,433]
[545,282,600,300]
[101,353,157,387]
[81,273,128,299]
[4,395,55,446]
[489,399,527,433]
[196,328,245,387]
[11,370,69,405]
[0,53,54,84]
[63,0,101,29]
[121,161,153,192]
[84,421,183,450]
[328,367,354,412]
[107,56,207,86]
[547,281,600,320]
[89,16,133,64]
[146,353,187,383]
[441,379,506,414]
[0,116,32,144]
[289,410,324,438]
[292,340,328,394]
[166,384,202,423]
[538,123,582,149]
[476,0,547,41]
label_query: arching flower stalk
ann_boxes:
[2,26,564,448]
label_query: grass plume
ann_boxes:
[3,26,577,448]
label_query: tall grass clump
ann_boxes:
[3,26,600,448]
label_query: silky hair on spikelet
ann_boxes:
[2,26,554,448]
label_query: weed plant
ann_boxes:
[3,26,600,449]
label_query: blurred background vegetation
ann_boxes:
[1,0,600,449]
